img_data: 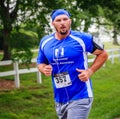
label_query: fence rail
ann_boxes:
[0,48,120,88]
[0,58,42,88]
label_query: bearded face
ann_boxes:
[52,15,71,36]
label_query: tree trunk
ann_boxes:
[2,41,11,60]
[1,29,11,61]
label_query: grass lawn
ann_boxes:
[89,60,120,119]
[0,59,120,119]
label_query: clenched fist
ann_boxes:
[76,68,93,82]
[43,65,53,76]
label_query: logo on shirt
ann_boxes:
[54,47,64,59]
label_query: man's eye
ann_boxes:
[63,18,68,21]
[56,19,61,22]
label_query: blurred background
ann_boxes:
[0,0,120,119]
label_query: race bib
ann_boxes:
[54,72,72,88]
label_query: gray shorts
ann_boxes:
[55,98,93,119]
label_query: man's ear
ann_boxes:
[69,19,72,25]
[51,21,54,26]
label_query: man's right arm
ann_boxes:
[37,63,52,77]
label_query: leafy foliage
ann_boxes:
[0,0,120,61]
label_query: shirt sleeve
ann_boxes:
[81,32,94,53]
[91,36,104,53]
[37,39,49,65]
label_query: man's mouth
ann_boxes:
[61,26,66,30]
[61,25,66,29]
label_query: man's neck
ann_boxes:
[55,30,70,40]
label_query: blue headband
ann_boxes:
[51,9,71,21]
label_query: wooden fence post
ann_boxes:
[37,71,42,84]
[119,48,120,61]
[111,49,114,64]
[13,60,20,88]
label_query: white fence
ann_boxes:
[0,58,42,88]
[0,48,120,88]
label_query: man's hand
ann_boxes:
[43,65,53,76]
[38,64,52,77]
[76,68,93,82]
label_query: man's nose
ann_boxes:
[60,20,65,24]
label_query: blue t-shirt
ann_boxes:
[37,30,94,103]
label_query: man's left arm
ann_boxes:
[88,49,108,75]
[77,49,108,82]
[76,49,108,82]
[77,35,108,82]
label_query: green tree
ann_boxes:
[1,0,119,62]
[101,0,120,45]
[74,0,120,44]
[0,0,40,60]
[0,0,64,61]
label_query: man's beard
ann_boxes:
[55,27,68,35]
[60,30,68,35]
